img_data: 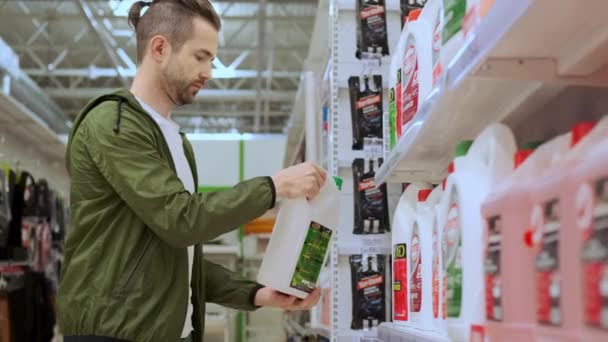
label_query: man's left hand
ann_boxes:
[254,287,321,311]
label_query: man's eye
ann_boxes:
[195,56,203,62]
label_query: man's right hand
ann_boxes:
[271,162,327,200]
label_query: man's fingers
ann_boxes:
[310,163,327,182]
[282,295,298,308]
[288,289,321,311]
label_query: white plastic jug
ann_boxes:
[420,0,444,85]
[392,182,431,324]
[440,123,516,341]
[257,177,342,299]
[441,0,480,77]
[397,9,433,139]
[411,185,444,334]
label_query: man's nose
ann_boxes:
[201,67,212,81]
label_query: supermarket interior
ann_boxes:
[1,0,608,341]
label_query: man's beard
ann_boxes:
[161,68,196,107]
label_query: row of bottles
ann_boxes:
[391,118,608,341]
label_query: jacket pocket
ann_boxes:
[113,232,154,298]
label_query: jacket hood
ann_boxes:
[65,88,148,173]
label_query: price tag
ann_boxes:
[364,138,384,159]
[362,246,385,255]
[361,236,389,255]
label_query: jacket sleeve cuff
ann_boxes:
[249,283,265,309]
[265,176,277,209]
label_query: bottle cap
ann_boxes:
[455,140,473,157]
[514,149,534,169]
[333,176,343,190]
[408,9,422,21]
[571,121,596,147]
[523,229,535,248]
[523,141,543,149]
[418,189,432,202]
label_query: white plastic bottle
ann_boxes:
[257,177,342,299]
[392,182,431,325]
[410,186,444,334]
[432,186,449,337]
[420,0,444,85]
[440,123,516,341]
[441,0,480,75]
[397,9,432,139]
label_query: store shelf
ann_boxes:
[376,0,608,184]
[0,92,66,161]
[377,323,450,342]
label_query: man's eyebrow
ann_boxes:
[196,48,215,60]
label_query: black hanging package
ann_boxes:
[34,179,51,221]
[50,193,66,242]
[349,75,383,150]
[400,0,427,28]
[352,158,390,235]
[356,0,389,58]
[350,254,387,330]
[6,171,36,260]
[0,169,11,248]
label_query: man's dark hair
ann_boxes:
[128,0,222,64]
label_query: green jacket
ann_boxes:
[57,89,275,342]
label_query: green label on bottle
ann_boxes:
[389,87,397,149]
[443,188,462,317]
[290,221,332,293]
[443,0,467,43]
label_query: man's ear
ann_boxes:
[148,35,170,63]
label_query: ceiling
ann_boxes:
[0,0,317,133]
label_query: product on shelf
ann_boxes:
[439,124,516,341]
[482,136,569,341]
[0,168,10,248]
[401,0,428,28]
[257,177,343,299]
[391,182,431,324]
[442,0,479,66]
[388,36,406,151]
[350,254,387,330]
[349,75,384,150]
[421,0,443,85]
[397,9,432,140]
[430,185,446,335]
[529,119,608,341]
[356,0,389,58]
[412,186,444,333]
[393,184,432,323]
[574,132,608,341]
[352,158,390,235]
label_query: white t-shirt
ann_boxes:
[136,97,195,338]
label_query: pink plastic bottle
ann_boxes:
[482,149,534,341]
[529,122,598,341]
[481,135,570,342]
[571,128,608,341]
